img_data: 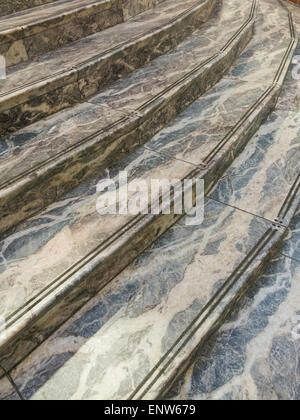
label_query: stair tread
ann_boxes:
[0,0,253,232]
[0,0,200,97]
[0,0,60,18]
[209,108,300,222]
[167,209,300,401]
[2,198,276,400]
[0,0,298,400]
[0,0,251,186]
[0,0,295,375]
[0,0,110,34]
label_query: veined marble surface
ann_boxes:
[3,198,275,400]
[0,0,210,95]
[0,0,60,18]
[0,0,111,32]
[0,0,294,373]
[0,0,253,236]
[167,208,300,400]
[143,0,293,174]
[0,0,216,136]
[122,0,167,20]
[0,372,21,400]
[281,209,300,262]
[145,78,268,166]
[166,6,300,401]
[0,146,194,322]
[208,109,300,222]
[0,0,123,68]
[0,0,250,185]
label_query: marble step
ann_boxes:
[0,0,295,377]
[0,0,60,18]
[1,127,298,399]
[0,1,297,399]
[0,0,256,236]
[0,0,170,68]
[0,0,216,137]
[167,203,300,400]
[0,0,167,21]
[0,0,124,68]
[166,7,300,401]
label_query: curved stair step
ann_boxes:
[0,0,60,18]
[0,0,216,136]
[167,208,300,401]
[0,0,256,236]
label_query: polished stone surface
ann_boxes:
[145,78,268,165]
[281,209,300,262]
[0,146,193,322]
[122,0,167,20]
[0,0,253,235]
[164,4,300,401]
[208,109,300,222]
[0,0,123,67]
[0,0,60,18]
[146,0,292,166]
[0,0,295,379]
[167,209,300,401]
[0,370,21,400]
[5,198,274,400]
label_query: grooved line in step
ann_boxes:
[0,0,112,36]
[0,0,294,336]
[128,0,299,399]
[278,173,300,220]
[0,364,24,400]
[129,227,280,400]
[1,165,203,330]
[203,14,297,163]
[0,0,206,98]
[0,0,257,191]
[132,176,300,399]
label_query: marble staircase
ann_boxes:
[0,0,215,137]
[0,0,299,400]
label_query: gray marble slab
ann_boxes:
[0,370,22,400]
[6,198,274,400]
[167,219,300,400]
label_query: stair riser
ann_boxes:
[0,0,216,137]
[0,0,60,18]
[0,61,282,377]
[0,20,253,237]
[0,1,124,68]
